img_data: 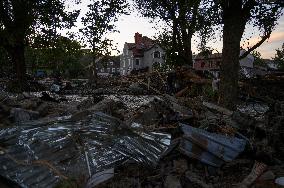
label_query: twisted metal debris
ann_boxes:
[0,112,171,188]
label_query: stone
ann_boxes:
[173,159,188,174]
[164,175,182,188]
[36,102,50,117]
[129,83,144,94]
[258,170,275,181]
[10,108,39,123]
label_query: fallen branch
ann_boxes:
[202,101,233,116]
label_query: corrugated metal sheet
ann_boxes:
[179,124,246,167]
[0,112,170,188]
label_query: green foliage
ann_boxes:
[25,36,84,78]
[0,0,80,81]
[0,0,80,48]
[135,0,206,66]
[80,0,128,57]
[251,51,266,67]
[273,43,284,70]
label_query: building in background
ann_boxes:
[96,56,120,76]
[120,32,165,75]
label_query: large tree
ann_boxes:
[0,0,79,90]
[213,0,283,109]
[80,0,128,84]
[135,0,209,66]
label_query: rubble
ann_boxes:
[0,71,283,188]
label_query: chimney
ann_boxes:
[134,32,142,44]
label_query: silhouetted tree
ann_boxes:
[0,0,79,90]
[135,0,210,66]
[212,0,283,109]
[80,0,128,84]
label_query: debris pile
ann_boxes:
[0,71,284,188]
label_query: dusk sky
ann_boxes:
[70,1,284,59]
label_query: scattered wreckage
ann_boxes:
[0,70,284,188]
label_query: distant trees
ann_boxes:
[273,43,284,70]
[80,0,128,84]
[0,0,79,90]
[25,36,84,78]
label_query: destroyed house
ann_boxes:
[120,32,165,75]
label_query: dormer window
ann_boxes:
[154,51,161,58]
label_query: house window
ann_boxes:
[101,68,104,72]
[112,68,115,72]
[154,51,161,58]
[107,68,110,72]
[135,59,140,66]
[128,59,131,66]
[123,60,125,67]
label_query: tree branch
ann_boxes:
[0,0,13,29]
[239,33,270,59]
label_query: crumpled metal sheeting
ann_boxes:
[0,112,171,188]
[179,124,246,167]
[115,132,171,165]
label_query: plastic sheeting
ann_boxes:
[179,124,246,167]
[0,112,171,188]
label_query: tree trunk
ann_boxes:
[180,26,193,66]
[89,46,97,86]
[219,0,245,110]
[8,43,27,86]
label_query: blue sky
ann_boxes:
[69,1,284,59]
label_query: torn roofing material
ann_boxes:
[0,112,171,188]
[179,124,246,167]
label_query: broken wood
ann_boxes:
[175,86,189,97]
[202,101,233,116]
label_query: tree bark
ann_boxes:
[89,44,98,86]
[7,43,27,83]
[219,0,245,110]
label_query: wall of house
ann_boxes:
[143,45,165,71]
[96,59,120,76]
[120,43,133,76]
[120,43,166,75]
